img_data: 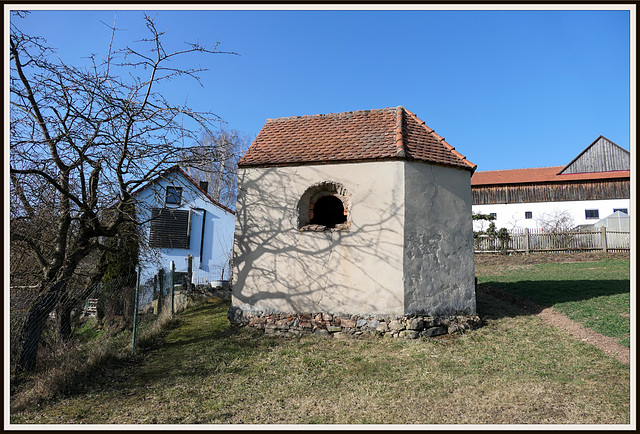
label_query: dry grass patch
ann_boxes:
[476,254,630,348]
[10,295,630,425]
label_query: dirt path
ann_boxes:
[536,306,630,365]
[477,284,630,365]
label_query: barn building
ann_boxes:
[471,136,631,231]
[231,107,478,321]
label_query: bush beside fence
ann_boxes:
[9,264,229,386]
[475,226,630,253]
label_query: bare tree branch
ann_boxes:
[10,12,239,372]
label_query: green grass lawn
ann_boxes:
[476,256,631,347]
[10,294,631,425]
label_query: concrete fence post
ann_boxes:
[524,228,530,254]
[601,226,608,253]
[187,255,193,292]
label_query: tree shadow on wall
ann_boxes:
[232,166,409,315]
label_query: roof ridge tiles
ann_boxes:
[266,107,399,123]
[394,106,405,157]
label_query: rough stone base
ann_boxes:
[169,287,231,314]
[227,307,484,339]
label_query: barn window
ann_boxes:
[149,208,191,249]
[525,211,533,219]
[585,209,599,219]
[614,208,628,214]
[298,181,351,231]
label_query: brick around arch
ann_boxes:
[297,181,352,231]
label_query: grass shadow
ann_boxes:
[481,279,629,308]
[475,288,533,321]
[476,279,630,348]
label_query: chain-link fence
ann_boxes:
[9,264,227,385]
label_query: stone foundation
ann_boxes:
[228,307,483,339]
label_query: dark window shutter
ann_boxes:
[149,208,191,249]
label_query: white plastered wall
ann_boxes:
[403,162,476,316]
[232,161,406,316]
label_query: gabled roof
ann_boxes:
[471,135,631,186]
[133,165,235,215]
[238,106,476,171]
[471,165,630,186]
[558,135,630,174]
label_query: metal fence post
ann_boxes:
[187,255,193,292]
[132,266,141,355]
[170,261,175,318]
[157,268,164,314]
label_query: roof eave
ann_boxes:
[239,156,477,171]
[471,171,631,187]
[132,164,235,215]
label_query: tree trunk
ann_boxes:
[16,290,59,374]
[56,304,74,341]
[55,287,94,341]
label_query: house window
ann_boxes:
[165,186,182,206]
[585,209,599,219]
[614,208,628,214]
[525,211,533,219]
[489,213,497,220]
[149,208,191,249]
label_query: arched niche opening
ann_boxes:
[311,195,347,228]
[298,181,351,231]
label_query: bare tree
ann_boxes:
[9,11,237,373]
[181,129,250,209]
[537,210,576,232]
[536,209,577,251]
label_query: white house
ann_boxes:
[134,166,236,288]
[471,136,631,231]
[231,107,478,319]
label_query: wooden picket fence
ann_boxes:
[475,226,630,253]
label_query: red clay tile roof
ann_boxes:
[238,107,476,171]
[471,166,630,186]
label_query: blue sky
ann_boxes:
[9,6,633,171]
